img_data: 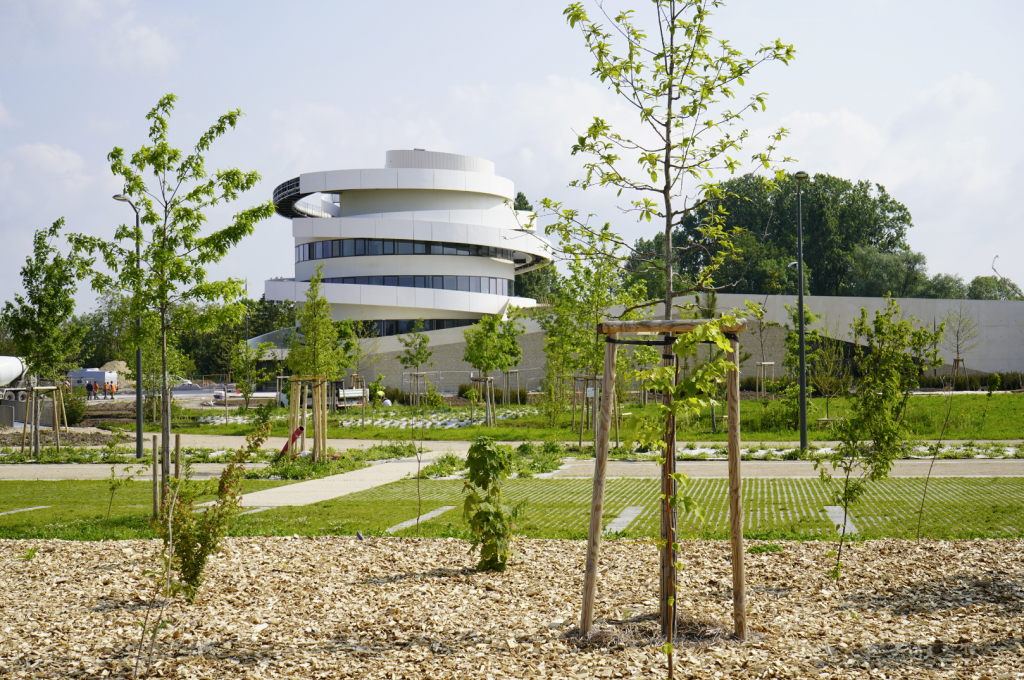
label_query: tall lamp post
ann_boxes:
[793,171,810,450]
[113,194,144,461]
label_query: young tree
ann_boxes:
[397,319,435,404]
[231,340,275,409]
[2,218,90,383]
[130,314,193,423]
[806,317,851,419]
[70,94,275,462]
[462,314,511,425]
[538,225,648,420]
[940,301,981,369]
[542,2,794,322]
[817,298,943,578]
[286,266,353,380]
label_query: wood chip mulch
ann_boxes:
[1,537,1022,679]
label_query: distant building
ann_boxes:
[265,149,550,337]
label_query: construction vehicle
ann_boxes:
[0,356,30,401]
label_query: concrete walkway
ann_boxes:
[552,458,1024,479]
[238,458,427,507]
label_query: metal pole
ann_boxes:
[796,171,808,451]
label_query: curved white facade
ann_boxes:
[266,150,550,336]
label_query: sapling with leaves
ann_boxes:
[69,94,276,468]
[397,320,434,532]
[816,297,943,578]
[462,437,526,571]
[231,340,275,410]
[806,317,851,420]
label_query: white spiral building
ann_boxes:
[265,150,550,336]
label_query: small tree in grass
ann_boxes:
[231,340,275,409]
[816,297,943,579]
[463,309,524,424]
[2,218,90,456]
[397,319,434,405]
[807,317,852,420]
[287,265,355,380]
[940,301,980,380]
[397,319,434,531]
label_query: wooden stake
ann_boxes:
[580,339,618,634]
[660,337,678,639]
[151,435,158,518]
[726,336,747,639]
[52,394,60,455]
[20,388,29,456]
[300,382,307,453]
[175,433,181,480]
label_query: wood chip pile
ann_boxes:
[1,537,1022,678]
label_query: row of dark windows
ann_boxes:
[375,319,476,337]
[295,238,514,263]
[316,275,514,296]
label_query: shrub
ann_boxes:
[63,391,86,426]
[739,376,758,392]
[155,422,269,602]
[416,452,466,479]
[462,437,524,571]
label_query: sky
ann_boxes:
[1,0,1022,314]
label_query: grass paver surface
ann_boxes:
[3,476,1022,541]
[227,476,1024,541]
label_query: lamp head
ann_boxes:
[788,261,799,269]
[112,194,129,202]
[794,171,809,181]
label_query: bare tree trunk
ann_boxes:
[161,310,170,503]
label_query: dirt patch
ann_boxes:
[1,537,1022,679]
[0,427,128,447]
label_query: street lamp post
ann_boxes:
[793,171,810,450]
[113,194,144,461]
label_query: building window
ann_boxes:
[314,276,515,296]
[296,237,521,264]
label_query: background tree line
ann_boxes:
[624,172,1021,301]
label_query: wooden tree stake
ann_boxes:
[726,336,747,640]
[580,339,617,634]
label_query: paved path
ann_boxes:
[552,458,1024,478]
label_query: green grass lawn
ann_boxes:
[0,479,294,541]
[6,476,1021,542]
[150,393,1024,442]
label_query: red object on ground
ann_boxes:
[281,425,305,459]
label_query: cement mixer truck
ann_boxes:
[0,356,30,401]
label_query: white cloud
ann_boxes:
[97,13,178,71]
[768,74,1024,286]
[0,89,13,126]
[0,0,177,72]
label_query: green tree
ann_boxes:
[462,314,510,424]
[806,318,851,419]
[817,298,943,578]
[71,291,133,370]
[542,2,794,324]
[70,94,275,462]
[231,340,275,409]
[2,218,90,383]
[286,266,353,380]
[397,319,434,405]
[967,275,1022,301]
[130,314,193,423]
[843,245,929,298]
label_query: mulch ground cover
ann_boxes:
[1,537,1022,679]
